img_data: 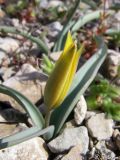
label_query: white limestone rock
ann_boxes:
[61,145,83,160]
[0,63,47,112]
[74,96,87,125]
[0,137,49,160]
[0,37,19,53]
[48,126,89,154]
[86,113,114,140]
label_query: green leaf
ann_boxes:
[0,85,44,128]
[42,54,54,69]
[54,9,113,52]
[41,54,55,75]
[0,26,49,54]
[0,126,54,149]
[72,10,101,32]
[53,0,81,51]
[103,103,120,121]
[50,37,107,136]
[72,10,113,33]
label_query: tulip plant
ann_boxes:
[0,31,107,149]
[0,0,110,150]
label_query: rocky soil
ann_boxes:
[0,0,120,159]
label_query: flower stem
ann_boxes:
[45,110,53,127]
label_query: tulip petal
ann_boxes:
[63,31,73,54]
[56,44,84,106]
[44,43,76,110]
[70,44,85,79]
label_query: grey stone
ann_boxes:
[38,103,47,116]
[0,115,17,137]
[39,0,63,8]
[0,63,47,112]
[48,126,89,154]
[2,67,15,81]
[48,22,63,36]
[12,18,20,27]
[39,0,48,8]
[12,123,28,134]
[85,111,96,120]
[1,108,28,123]
[105,139,117,152]
[54,155,64,160]
[50,51,62,62]
[113,129,120,150]
[0,51,6,64]
[48,0,63,8]
[96,141,115,160]
[0,110,28,138]
[0,37,19,53]
[61,145,82,160]
[89,138,94,150]
[102,49,120,78]
[114,11,120,22]
[107,49,120,66]
[0,137,48,160]
[74,96,87,125]
[86,113,114,140]
[63,120,76,129]
[60,120,76,134]
[48,21,63,31]
[88,142,116,160]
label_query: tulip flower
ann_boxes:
[44,31,84,111]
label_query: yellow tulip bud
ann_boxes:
[44,32,84,111]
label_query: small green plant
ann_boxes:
[86,78,120,120]
[41,54,55,75]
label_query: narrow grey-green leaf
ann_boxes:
[50,37,107,135]
[0,26,49,54]
[53,21,75,52]
[53,0,81,51]
[72,10,113,33]
[0,126,54,149]
[0,85,44,128]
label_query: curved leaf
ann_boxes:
[0,126,54,149]
[53,0,81,51]
[72,10,113,32]
[0,85,44,128]
[0,26,49,54]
